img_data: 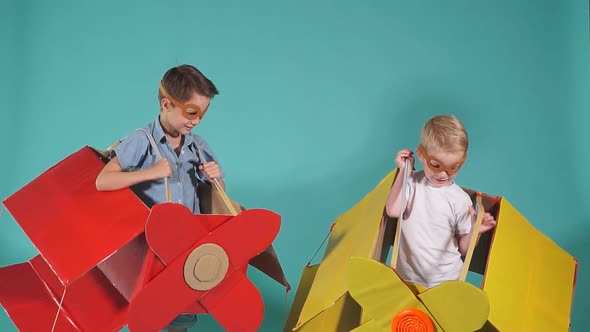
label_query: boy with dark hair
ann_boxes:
[96,64,223,331]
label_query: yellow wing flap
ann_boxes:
[483,199,577,332]
[293,170,397,328]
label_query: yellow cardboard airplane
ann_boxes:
[284,169,577,332]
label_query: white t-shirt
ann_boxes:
[395,170,472,288]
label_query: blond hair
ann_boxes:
[419,115,468,153]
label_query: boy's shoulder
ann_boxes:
[119,128,154,148]
[189,133,205,143]
[188,133,212,149]
[447,183,472,208]
[410,170,427,184]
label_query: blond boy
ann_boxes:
[385,115,496,288]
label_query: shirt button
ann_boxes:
[178,199,182,203]
[177,181,181,185]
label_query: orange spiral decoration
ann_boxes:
[391,308,435,332]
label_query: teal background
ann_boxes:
[1,0,588,331]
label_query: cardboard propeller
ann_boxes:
[347,257,488,332]
[128,204,280,332]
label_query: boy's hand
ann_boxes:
[468,206,497,234]
[151,159,172,179]
[395,149,415,170]
[199,161,221,180]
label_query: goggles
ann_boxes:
[417,145,465,175]
[159,81,206,120]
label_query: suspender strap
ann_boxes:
[193,142,238,216]
[390,158,411,269]
[137,128,171,202]
[460,193,484,281]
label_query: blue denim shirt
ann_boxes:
[112,117,224,214]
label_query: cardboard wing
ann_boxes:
[0,146,149,331]
[478,198,578,331]
[284,169,578,332]
[284,171,397,331]
[2,146,149,285]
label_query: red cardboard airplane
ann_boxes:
[0,146,289,332]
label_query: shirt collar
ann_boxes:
[151,116,196,147]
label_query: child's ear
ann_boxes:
[416,149,425,164]
[417,155,425,165]
[160,98,172,111]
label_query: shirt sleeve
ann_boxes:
[111,131,150,171]
[399,170,417,219]
[407,171,417,198]
[455,193,473,235]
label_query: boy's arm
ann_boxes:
[95,156,171,191]
[385,149,415,218]
[458,209,497,256]
[385,171,406,218]
[198,160,225,190]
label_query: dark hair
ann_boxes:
[158,65,219,103]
